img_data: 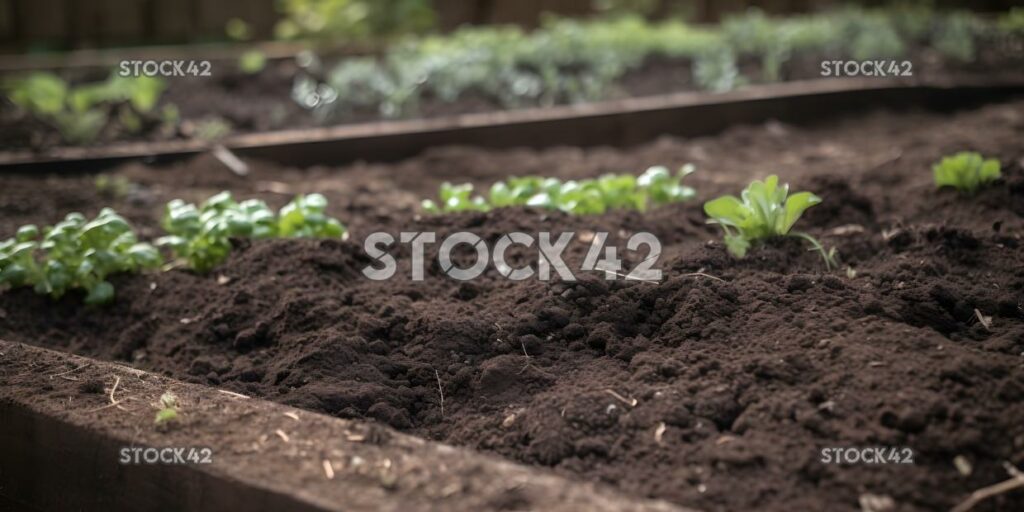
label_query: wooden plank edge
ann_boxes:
[1,73,1022,171]
[0,340,692,512]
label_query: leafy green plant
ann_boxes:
[274,0,435,41]
[3,72,167,144]
[154,391,180,425]
[718,10,855,83]
[721,10,791,82]
[423,165,696,215]
[847,15,906,60]
[157,193,268,272]
[0,209,161,304]
[157,192,346,272]
[694,46,743,92]
[933,152,1001,195]
[704,175,835,268]
[592,0,660,17]
[293,7,1009,120]
[295,17,723,119]
[278,193,347,237]
[933,12,980,62]
[421,183,492,213]
[884,2,936,42]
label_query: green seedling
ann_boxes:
[3,72,168,144]
[933,12,980,62]
[694,46,743,92]
[704,175,836,269]
[0,209,161,304]
[933,152,1001,195]
[275,0,435,41]
[278,193,348,238]
[158,192,347,272]
[154,391,180,425]
[421,182,495,214]
[423,165,696,215]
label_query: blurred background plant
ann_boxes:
[289,2,1010,120]
[292,16,727,120]
[1,0,1021,147]
[2,72,171,144]
[273,0,436,41]
[3,0,1018,52]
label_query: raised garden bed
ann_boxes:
[0,340,684,512]
[2,91,1023,511]
[4,8,1024,153]
[2,73,1022,172]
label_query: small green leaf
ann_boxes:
[6,73,68,115]
[16,225,39,242]
[724,234,750,258]
[154,408,179,425]
[84,281,115,305]
[304,193,328,210]
[703,196,744,226]
[128,244,162,268]
[780,192,821,234]
[1,263,27,285]
[933,151,1001,195]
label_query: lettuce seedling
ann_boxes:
[424,165,696,215]
[158,192,347,272]
[0,209,161,304]
[422,182,490,213]
[933,152,1001,195]
[279,193,348,238]
[154,391,180,425]
[638,164,697,205]
[704,175,836,268]
[488,176,561,209]
[156,193,259,272]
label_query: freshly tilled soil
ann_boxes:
[1,99,1023,511]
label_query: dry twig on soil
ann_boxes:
[435,369,445,418]
[951,463,1024,512]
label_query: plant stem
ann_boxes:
[792,232,837,271]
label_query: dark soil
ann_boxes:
[1,341,677,512]
[2,99,1024,511]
